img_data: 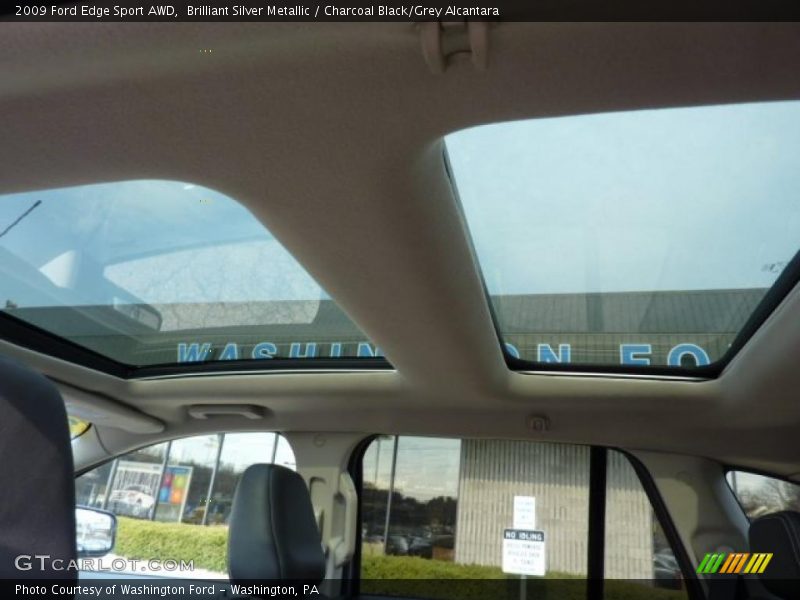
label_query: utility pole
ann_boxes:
[151,440,173,521]
[382,436,399,554]
[202,434,225,526]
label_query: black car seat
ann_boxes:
[227,463,325,589]
[0,356,76,579]
[748,510,800,599]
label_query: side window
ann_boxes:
[361,436,471,569]
[726,470,800,520]
[605,450,689,598]
[360,436,589,597]
[75,432,295,577]
[358,437,690,600]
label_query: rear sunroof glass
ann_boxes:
[0,180,381,367]
[445,101,800,371]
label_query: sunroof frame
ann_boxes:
[0,179,395,378]
[443,149,800,380]
[0,309,393,378]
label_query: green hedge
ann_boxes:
[116,517,228,574]
[361,555,687,600]
[115,518,687,600]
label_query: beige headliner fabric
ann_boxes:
[0,23,799,475]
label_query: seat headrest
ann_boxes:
[228,464,325,583]
[0,356,76,578]
[749,510,800,598]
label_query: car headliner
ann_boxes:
[0,22,799,478]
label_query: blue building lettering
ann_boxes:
[537,343,571,363]
[620,344,652,366]
[667,343,710,367]
[177,342,212,362]
[289,342,318,358]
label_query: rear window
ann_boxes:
[358,436,690,599]
[726,470,800,520]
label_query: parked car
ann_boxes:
[385,535,410,556]
[407,536,433,559]
[107,485,156,518]
[653,550,683,590]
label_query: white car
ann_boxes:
[107,485,156,518]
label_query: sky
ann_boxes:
[167,432,296,471]
[363,436,462,502]
[446,100,800,296]
[0,180,325,307]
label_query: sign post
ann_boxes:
[505,495,544,600]
[502,529,546,577]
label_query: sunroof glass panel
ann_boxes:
[0,180,381,367]
[446,101,800,370]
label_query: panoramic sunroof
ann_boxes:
[0,180,384,373]
[446,101,800,373]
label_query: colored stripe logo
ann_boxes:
[697,552,773,574]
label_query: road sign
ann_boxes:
[502,529,546,576]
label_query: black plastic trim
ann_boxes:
[132,357,393,378]
[587,447,607,600]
